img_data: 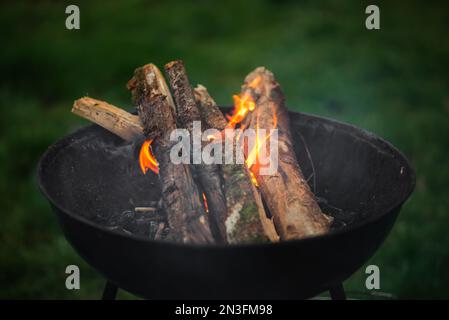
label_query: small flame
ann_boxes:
[202,192,209,213]
[225,76,260,130]
[245,109,277,171]
[226,94,255,129]
[224,75,276,188]
[139,139,159,175]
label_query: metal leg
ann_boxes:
[102,281,118,300]
[329,283,346,300]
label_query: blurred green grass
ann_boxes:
[1,0,448,299]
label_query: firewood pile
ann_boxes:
[72,61,333,244]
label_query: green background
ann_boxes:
[1,0,448,299]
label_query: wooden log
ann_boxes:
[127,63,214,244]
[164,60,228,243]
[164,60,201,132]
[72,97,143,141]
[194,84,279,243]
[241,67,332,240]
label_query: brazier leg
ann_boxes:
[102,281,118,300]
[329,283,346,300]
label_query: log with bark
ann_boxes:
[240,67,332,240]
[194,84,279,243]
[164,60,228,243]
[127,63,214,244]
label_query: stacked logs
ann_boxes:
[72,61,332,244]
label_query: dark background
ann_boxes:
[1,0,448,299]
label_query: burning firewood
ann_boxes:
[127,63,214,244]
[240,67,332,240]
[71,63,331,243]
[164,60,228,243]
[194,84,279,243]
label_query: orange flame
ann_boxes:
[226,94,255,129]
[225,76,261,130]
[202,192,209,213]
[224,75,279,187]
[249,171,259,187]
[139,139,159,175]
[245,108,277,171]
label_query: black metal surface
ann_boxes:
[102,281,118,300]
[329,284,346,300]
[37,108,415,299]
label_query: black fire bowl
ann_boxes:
[38,108,415,299]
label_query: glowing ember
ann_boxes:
[139,139,159,175]
[202,192,209,213]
